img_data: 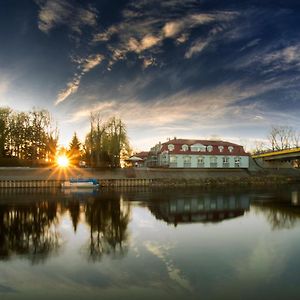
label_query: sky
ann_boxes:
[0,0,300,151]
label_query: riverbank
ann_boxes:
[0,167,299,188]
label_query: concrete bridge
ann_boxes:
[252,147,300,161]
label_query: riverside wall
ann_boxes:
[0,165,299,188]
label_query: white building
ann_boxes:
[149,138,249,169]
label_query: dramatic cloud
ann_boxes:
[36,0,98,33]
[55,54,103,105]
[66,77,288,128]
[2,0,300,150]
[92,1,238,67]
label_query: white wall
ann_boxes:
[165,154,249,168]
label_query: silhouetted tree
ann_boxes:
[84,114,130,168]
[68,132,82,166]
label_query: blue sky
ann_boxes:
[0,0,300,150]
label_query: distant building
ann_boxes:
[147,138,249,168]
[128,151,149,167]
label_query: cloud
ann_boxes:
[163,21,183,38]
[91,0,238,67]
[144,241,192,291]
[36,0,98,34]
[264,45,300,66]
[65,77,286,127]
[55,78,80,105]
[59,70,300,151]
[184,39,209,58]
[162,13,215,38]
[127,35,162,53]
[82,54,104,72]
[233,42,300,75]
[36,0,70,33]
[55,54,103,105]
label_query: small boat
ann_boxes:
[62,178,100,189]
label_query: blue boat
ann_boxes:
[62,178,100,189]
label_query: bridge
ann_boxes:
[252,147,300,161]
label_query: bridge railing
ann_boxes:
[252,147,300,159]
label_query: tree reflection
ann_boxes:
[67,200,80,232]
[85,196,130,261]
[0,201,60,263]
[0,190,131,263]
[252,194,300,230]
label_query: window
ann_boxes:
[228,146,234,153]
[234,156,240,167]
[182,144,189,151]
[197,156,205,167]
[170,156,177,163]
[169,155,177,167]
[168,144,174,151]
[183,156,191,167]
[210,156,217,167]
[218,146,224,152]
[191,143,206,152]
[223,156,229,168]
[207,145,213,152]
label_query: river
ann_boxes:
[0,185,300,300]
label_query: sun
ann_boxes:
[56,155,69,168]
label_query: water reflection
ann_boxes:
[252,190,300,230]
[0,200,59,263]
[148,193,250,226]
[0,190,130,263]
[1,187,300,299]
[85,195,130,261]
[1,187,300,263]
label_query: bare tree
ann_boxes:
[253,140,267,154]
[268,125,298,151]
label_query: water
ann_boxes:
[0,185,300,300]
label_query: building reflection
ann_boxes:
[252,190,300,230]
[0,190,130,263]
[148,193,250,226]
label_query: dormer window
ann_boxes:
[218,146,224,152]
[228,146,234,153]
[207,145,213,152]
[182,144,189,151]
[168,144,174,151]
[191,143,206,152]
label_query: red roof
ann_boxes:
[134,151,149,159]
[159,138,248,156]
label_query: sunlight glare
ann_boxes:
[57,155,69,168]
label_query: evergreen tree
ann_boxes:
[68,132,82,166]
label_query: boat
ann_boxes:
[61,178,100,189]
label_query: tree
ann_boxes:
[84,114,130,168]
[0,106,58,165]
[268,125,299,151]
[0,108,11,157]
[68,132,82,166]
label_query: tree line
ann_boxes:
[0,107,131,168]
[0,107,58,164]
